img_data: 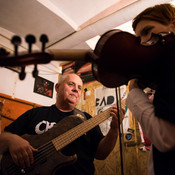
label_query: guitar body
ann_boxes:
[1,115,84,175]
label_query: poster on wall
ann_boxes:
[94,85,129,136]
[33,76,54,98]
[62,61,96,84]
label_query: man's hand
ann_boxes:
[110,105,125,131]
[8,134,38,168]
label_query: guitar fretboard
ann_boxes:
[52,108,111,150]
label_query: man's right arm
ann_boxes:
[0,132,38,168]
[0,132,16,153]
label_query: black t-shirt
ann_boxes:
[5,105,104,175]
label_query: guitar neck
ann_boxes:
[52,108,111,150]
[48,49,93,62]
[0,49,94,67]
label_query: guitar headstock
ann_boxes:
[0,34,52,80]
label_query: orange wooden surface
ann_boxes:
[0,93,41,132]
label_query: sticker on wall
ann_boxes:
[125,133,132,140]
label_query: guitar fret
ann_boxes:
[52,108,111,150]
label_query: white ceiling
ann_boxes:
[0,0,174,65]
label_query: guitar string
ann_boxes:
[7,114,109,174]
[7,129,83,174]
[53,110,110,149]
[46,110,110,152]
[7,128,81,173]
[53,109,110,149]
[38,108,109,154]
[8,118,107,174]
[7,142,56,174]
[7,109,111,173]
[7,141,58,174]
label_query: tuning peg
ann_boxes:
[0,48,10,56]
[22,34,36,80]
[40,34,48,52]
[32,65,38,78]
[19,67,26,80]
[11,36,21,55]
[25,34,36,53]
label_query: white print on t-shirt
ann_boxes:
[35,120,56,134]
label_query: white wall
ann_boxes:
[0,62,61,106]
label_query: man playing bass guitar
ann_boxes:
[0,73,124,175]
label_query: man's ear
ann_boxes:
[55,83,59,92]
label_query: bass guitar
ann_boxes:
[1,108,112,175]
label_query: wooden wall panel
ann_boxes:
[0,93,41,133]
[81,81,102,116]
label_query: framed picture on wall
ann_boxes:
[33,76,54,98]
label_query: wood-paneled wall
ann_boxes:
[0,93,41,133]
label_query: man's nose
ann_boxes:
[72,86,78,92]
[72,89,78,92]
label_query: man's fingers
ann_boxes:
[12,153,25,168]
[11,147,37,168]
